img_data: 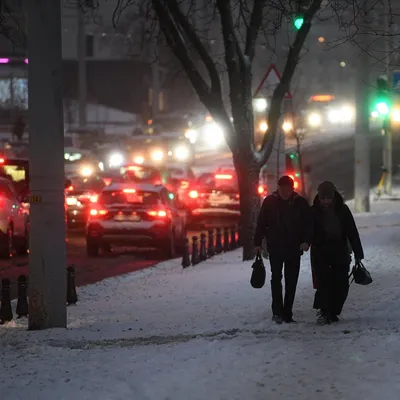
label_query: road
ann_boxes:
[1,129,397,296]
[0,227,233,300]
[194,128,400,200]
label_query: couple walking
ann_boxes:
[254,176,364,325]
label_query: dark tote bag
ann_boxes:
[350,261,373,286]
[250,251,266,289]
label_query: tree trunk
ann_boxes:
[234,154,261,261]
[296,136,306,199]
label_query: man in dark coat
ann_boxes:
[254,175,312,324]
[311,181,364,325]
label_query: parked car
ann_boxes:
[0,177,29,258]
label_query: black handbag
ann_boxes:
[350,261,373,286]
[250,251,266,289]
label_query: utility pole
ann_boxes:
[354,9,371,213]
[383,4,392,195]
[77,3,87,129]
[27,0,67,329]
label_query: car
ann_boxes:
[182,167,268,226]
[86,182,187,258]
[0,177,29,258]
[65,176,106,228]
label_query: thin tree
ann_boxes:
[111,0,322,260]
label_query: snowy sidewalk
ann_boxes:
[1,203,400,399]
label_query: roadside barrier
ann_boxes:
[182,225,240,268]
[0,266,78,324]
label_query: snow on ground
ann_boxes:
[1,202,400,399]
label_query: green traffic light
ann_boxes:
[294,17,304,30]
[290,154,295,159]
[376,101,389,115]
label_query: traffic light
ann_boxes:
[373,75,391,116]
[293,15,304,30]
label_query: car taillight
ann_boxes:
[103,178,112,186]
[90,195,98,203]
[90,209,108,216]
[258,185,266,195]
[288,175,299,190]
[123,188,136,193]
[189,190,198,199]
[147,209,169,218]
[0,158,5,163]
[215,174,233,180]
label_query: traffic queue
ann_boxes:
[0,145,301,259]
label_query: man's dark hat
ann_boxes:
[318,181,336,198]
[278,175,294,187]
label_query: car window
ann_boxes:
[99,190,161,206]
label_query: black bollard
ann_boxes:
[215,227,223,254]
[66,266,78,305]
[207,229,215,257]
[0,278,13,323]
[230,225,237,250]
[199,233,207,262]
[191,236,200,265]
[182,238,191,268]
[16,275,28,318]
[223,227,230,252]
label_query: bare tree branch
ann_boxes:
[244,0,267,61]
[166,0,222,94]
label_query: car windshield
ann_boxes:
[99,190,161,206]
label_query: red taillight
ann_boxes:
[154,180,162,185]
[103,178,112,186]
[0,158,5,163]
[90,209,108,216]
[123,188,136,193]
[215,174,233,180]
[258,185,265,195]
[189,190,198,199]
[147,209,168,218]
[67,185,74,191]
[90,194,98,203]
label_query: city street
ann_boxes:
[0,229,205,298]
[1,200,400,399]
[195,128,400,200]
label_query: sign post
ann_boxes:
[254,64,292,191]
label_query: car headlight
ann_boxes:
[253,98,267,112]
[109,152,124,168]
[340,105,354,122]
[308,113,322,127]
[204,123,224,147]
[282,121,293,132]
[133,155,144,164]
[391,109,400,123]
[328,109,340,123]
[80,166,93,177]
[151,150,164,162]
[174,146,190,161]
[185,129,197,144]
[259,121,268,132]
